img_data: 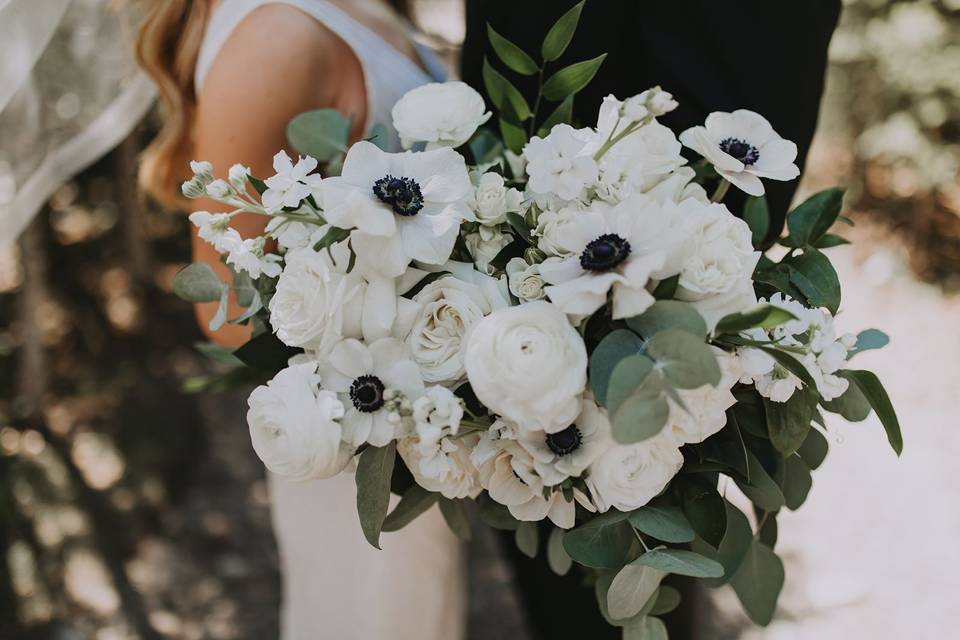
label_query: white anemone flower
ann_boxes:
[320,141,473,277]
[316,338,424,447]
[539,194,691,319]
[679,110,800,196]
[262,151,323,212]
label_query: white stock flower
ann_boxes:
[515,394,613,485]
[316,338,424,447]
[228,163,251,189]
[397,265,510,385]
[679,110,800,197]
[190,160,213,180]
[264,217,325,252]
[205,179,232,199]
[593,121,687,203]
[262,151,323,212]
[225,236,282,279]
[506,258,546,302]
[321,142,472,277]
[472,423,594,529]
[469,171,523,227]
[464,301,587,432]
[464,229,511,275]
[189,211,240,253]
[268,246,368,352]
[523,124,599,201]
[586,435,684,512]
[412,385,465,444]
[666,349,742,445]
[392,81,491,149]
[538,195,690,320]
[246,362,351,481]
[675,202,761,329]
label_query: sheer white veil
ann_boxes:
[0,0,156,243]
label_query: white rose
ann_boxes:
[666,349,742,445]
[465,229,511,275]
[470,171,523,227]
[586,435,684,512]
[506,258,546,302]
[391,81,491,149]
[268,247,366,352]
[464,300,587,432]
[400,267,510,385]
[533,205,583,257]
[246,362,351,481]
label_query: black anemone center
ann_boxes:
[580,234,631,272]
[373,175,424,216]
[349,375,385,412]
[546,425,583,457]
[719,137,760,166]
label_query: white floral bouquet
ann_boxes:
[174,4,901,636]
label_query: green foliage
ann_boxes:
[607,561,666,620]
[839,369,903,455]
[783,249,842,314]
[355,442,397,549]
[233,331,301,372]
[499,117,528,155]
[714,304,797,335]
[482,58,532,122]
[628,504,695,544]
[590,329,645,405]
[541,1,586,61]
[193,341,243,366]
[439,498,472,541]
[626,300,708,339]
[847,328,890,359]
[623,616,668,640]
[730,539,785,626]
[547,527,573,575]
[612,387,670,445]
[692,500,753,587]
[821,381,872,422]
[796,427,829,470]
[312,226,351,253]
[645,329,721,389]
[786,188,845,248]
[537,95,575,136]
[477,493,520,530]
[286,109,350,162]
[382,485,437,532]
[679,477,727,548]
[735,451,786,512]
[744,195,771,247]
[172,262,225,303]
[755,346,819,390]
[542,54,607,101]
[635,548,724,578]
[648,586,681,616]
[764,388,817,456]
[486,24,538,75]
[777,454,813,511]
[505,212,533,243]
[515,521,539,558]
[562,511,634,568]
[606,354,655,415]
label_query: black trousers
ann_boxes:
[465,3,842,638]
[461,0,842,247]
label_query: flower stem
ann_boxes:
[711,178,731,203]
[528,67,545,138]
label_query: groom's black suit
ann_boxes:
[461,0,841,248]
[460,2,841,638]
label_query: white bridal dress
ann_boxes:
[195,2,466,639]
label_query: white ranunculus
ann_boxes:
[268,247,366,352]
[506,258,546,302]
[679,110,800,197]
[321,142,473,277]
[316,338,424,447]
[469,171,523,227]
[464,229,511,275]
[464,301,587,432]
[666,349,742,445]
[391,81,491,150]
[533,204,584,258]
[523,124,599,201]
[515,394,613,485]
[247,362,351,481]
[538,195,691,320]
[586,435,684,512]
[399,267,510,385]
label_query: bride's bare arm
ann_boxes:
[191,5,356,346]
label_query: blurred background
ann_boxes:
[1,0,958,638]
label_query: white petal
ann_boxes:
[330,338,372,378]
[719,169,765,197]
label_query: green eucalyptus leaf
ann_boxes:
[635,549,724,578]
[612,387,670,444]
[607,561,666,620]
[563,511,634,569]
[537,95,574,137]
[606,354,656,415]
[547,527,573,576]
[785,249,841,314]
[193,342,243,366]
[787,187,844,247]
[486,24,539,75]
[847,328,890,359]
[627,300,708,339]
[366,122,390,150]
[589,329,645,406]
[542,54,607,101]
[714,304,798,335]
[691,500,753,587]
[839,369,903,455]
[439,498,472,541]
[629,505,695,544]
[287,108,350,162]
[623,616,668,640]
[730,539,785,626]
[541,0,585,61]
[173,262,226,303]
[648,586,681,616]
[482,57,532,121]
[382,485,438,532]
[228,289,262,324]
[646,329,721,389]
[232,268,256,307]
[515,521,539,558]
[207,286,230,332]
[355,442,397,549]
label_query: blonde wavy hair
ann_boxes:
[136,0,412,210]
